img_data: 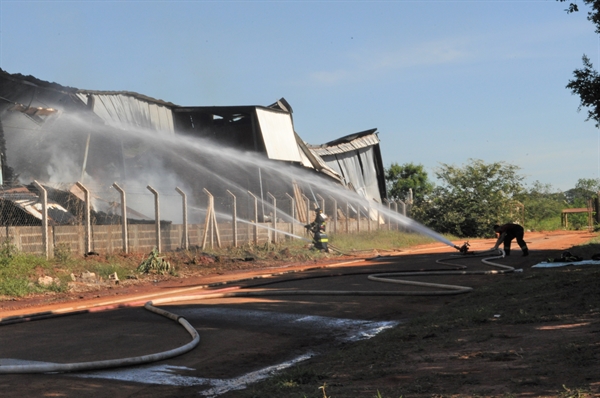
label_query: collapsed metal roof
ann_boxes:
[0,186,76,226]
[0,68,385,210]
[308,129,386,203]
[310,128,380,155]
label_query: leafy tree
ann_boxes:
[516,181,565,231]
[558,1,600,126]
[566,55,600,127]
[559,1,600,32]
[413,159,524,238]
[565,177,600,206]
[385,162,433,203]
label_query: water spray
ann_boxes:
[307,183,318,206]
[31,112,463,251]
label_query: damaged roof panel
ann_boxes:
[306,129,386,203]
[0,186,76,225]
[309,129,380,156]
[76,92,175,134]
[255,108,303,163]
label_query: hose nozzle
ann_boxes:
[454,242,471,254]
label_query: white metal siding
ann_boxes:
[76,93,175,134]
[255,108,302,162]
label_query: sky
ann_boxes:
[1,0,599,192]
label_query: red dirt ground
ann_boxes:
[0,230,598,398]
[1,230,593,318]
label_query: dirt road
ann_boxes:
[0,230,596,397]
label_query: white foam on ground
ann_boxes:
[75,354,314,397]
[3,310,399,396]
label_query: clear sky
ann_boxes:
[1,0,599,191]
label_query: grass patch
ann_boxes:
[202,239,330,262]
[0,251,56,297]
[242,366,328,398]
[527,215,563,232]
[329,230,455,253]
[0,243,142,298]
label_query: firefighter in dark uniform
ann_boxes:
[492,223,529,256]
[305,208,329,252]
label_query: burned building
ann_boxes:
[0,68,387,225]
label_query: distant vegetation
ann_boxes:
[386,159,600,237]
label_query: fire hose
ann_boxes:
[0,247,515,374]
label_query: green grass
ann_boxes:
[199,230,454,260]
[0,252,58,297]
[526,215,563,232]
[328,230,454,253]
[0,238,142,297]
[0,229,453,299]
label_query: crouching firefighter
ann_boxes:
[305,207,329,252]
[492,223,529,256]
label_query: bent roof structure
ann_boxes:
[308,129,386,203]
[0,68,386,206]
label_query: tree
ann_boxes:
[516,181,565,230]
[559,1,600,126]
[565,177,600,206]
[413,159,524,238]
[566,55,600,127]
[559,1,600,32]
[385,162,433,203]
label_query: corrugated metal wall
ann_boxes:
[76,93,174,134]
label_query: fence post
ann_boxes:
[248,191,259,245]
[175,187,188,250]
[267,192,277,243]
[396,201,403,231]
[285,192,295,238]
[356,202,361,233]
[33,180,49,259]
[202,188,221,249]
[146,185,161,253]
[328,195,337,234]
[316,194,325,214]
[112,182,128,253]
[75,181,92,254]
[346,201,350,233]
[367,202,372,233]
[226,190,237,247]
[385,200,391,231]
[304,195,311,238]
[596,191,600,224]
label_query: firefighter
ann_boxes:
[492,223,529,256]
[305,207,329,252]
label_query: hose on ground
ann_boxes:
[0,302,199,374]
[0,247,516,374]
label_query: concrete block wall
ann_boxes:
[0,218,390,257]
